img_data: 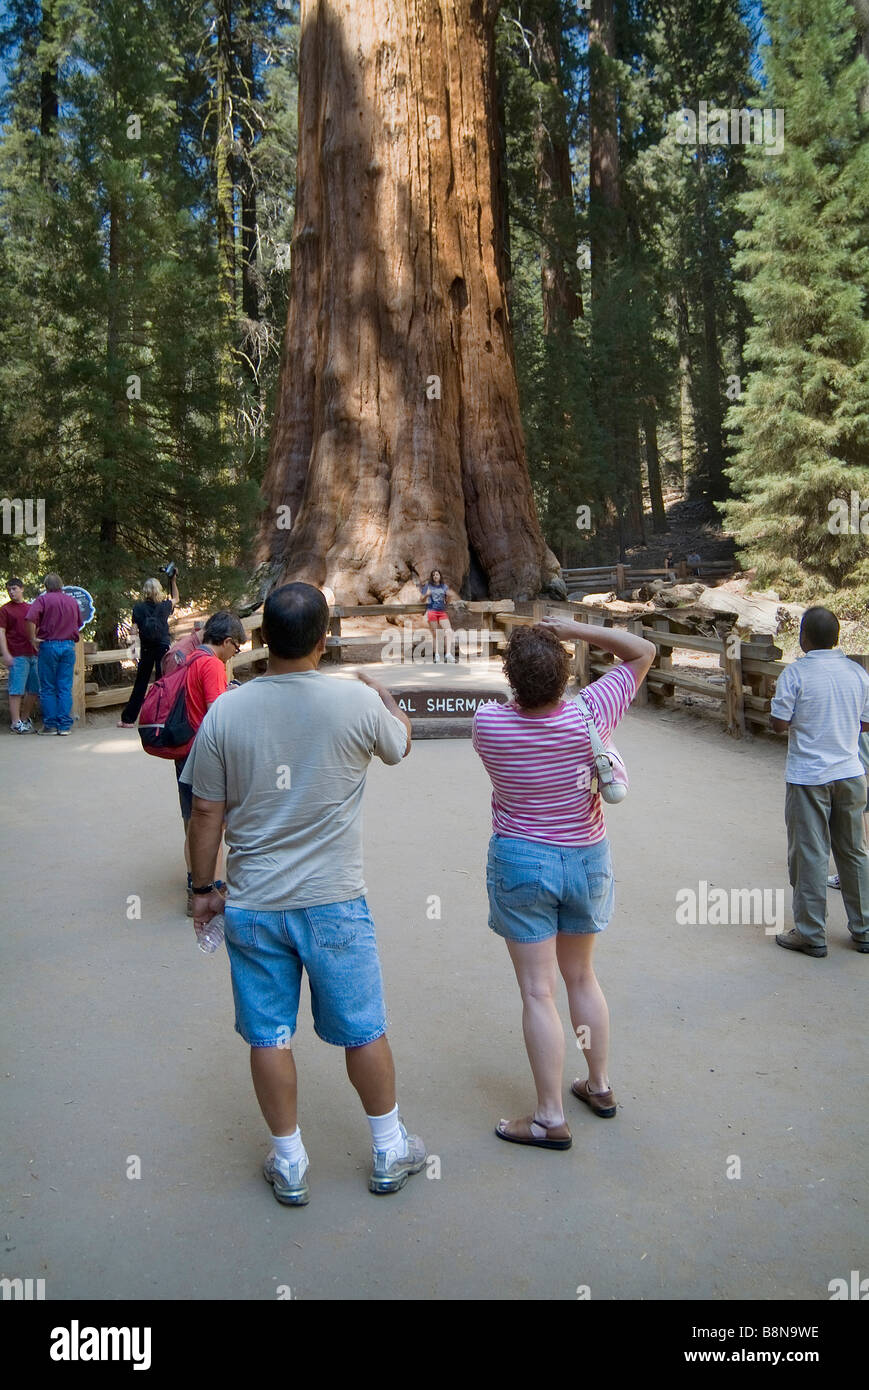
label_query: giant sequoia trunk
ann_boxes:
[257,0,563,603]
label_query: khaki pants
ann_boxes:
[785,777,869,947]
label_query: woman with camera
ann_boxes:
[472,616,655,1149]
[117,567,179,728]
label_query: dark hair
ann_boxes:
[801,606,839,650]
[262,583,329,658]
[430,569,443,584]
[202,610,246,647]
[6,577,24,591]
[503,625,571,710]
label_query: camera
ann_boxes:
[160,562,178,580]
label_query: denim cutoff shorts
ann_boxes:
[8,655,39,696]
[223,896,387,1049]
[486,834,615,943]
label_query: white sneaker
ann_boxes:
[20,719,34,733]
[827,874,840,890]
[369,1121,427,1194]
[10,721,24,733]
[263,1150,309,1206]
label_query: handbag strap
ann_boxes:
[573,690,609,761]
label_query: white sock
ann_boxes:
[367,1104,406,1155]
[271,1127,307,1168]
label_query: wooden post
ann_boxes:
[530,600,545,624]
[250,622,268,673]
[653,618,674,698]
[615,562,627,594]
[573,639,590,688]
[677,560,688,580]
[721,626,746,737]
[328,608,343,663]
[628,619,649,705]
[72,641,86,726]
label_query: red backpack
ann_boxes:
[138,649,210,760]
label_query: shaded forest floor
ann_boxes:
[626,493,738,570]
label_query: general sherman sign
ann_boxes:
[394,691,508,718]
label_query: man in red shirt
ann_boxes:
[0,577,40,732]
[25,574,83,735]
[175,610,246,913]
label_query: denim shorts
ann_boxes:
[486,834,615,943]
[223,896,387,1049]
[8,655,39,696]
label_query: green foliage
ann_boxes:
[723,0,869,599]
[0,0,299,636]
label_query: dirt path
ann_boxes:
[0,701,865,1300]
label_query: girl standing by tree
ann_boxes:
[419,569,455,663]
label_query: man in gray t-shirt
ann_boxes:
[182,583,426,1204]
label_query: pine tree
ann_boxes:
[723,0,869,600]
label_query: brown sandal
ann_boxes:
[571,1079,617,1117]
[495,1115,572,1150]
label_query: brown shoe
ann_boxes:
[775,929,826,958]
[495,1115,572,1150]
[571,1079,617,1117]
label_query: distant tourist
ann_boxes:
[171,610,246,915]
[686,551,702,577]
[1,578,40,733]
[25,575,82,735]
[181,583,425,1205]
[770,607,869,956]
[472,617,655,1149]
[118,573,180,727]
[419,568,455,662]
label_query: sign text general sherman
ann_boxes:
[394,691,508,718]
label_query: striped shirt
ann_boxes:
[770,649,869,785]
[472,665,637,846]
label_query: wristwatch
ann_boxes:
[191,882,215,895]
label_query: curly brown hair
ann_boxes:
[503,625,571,710]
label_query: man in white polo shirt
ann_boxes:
[770,606,869,956]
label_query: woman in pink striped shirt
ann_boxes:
[472,617,655,1150]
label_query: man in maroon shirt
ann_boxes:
[0,578,40,732]
[25,574,82,735]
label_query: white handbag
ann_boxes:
[574,691,629,804]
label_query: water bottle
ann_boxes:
[197,912,225,954]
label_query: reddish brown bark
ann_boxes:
[257,0,563,603]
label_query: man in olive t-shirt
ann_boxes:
[182,583,426,1205]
